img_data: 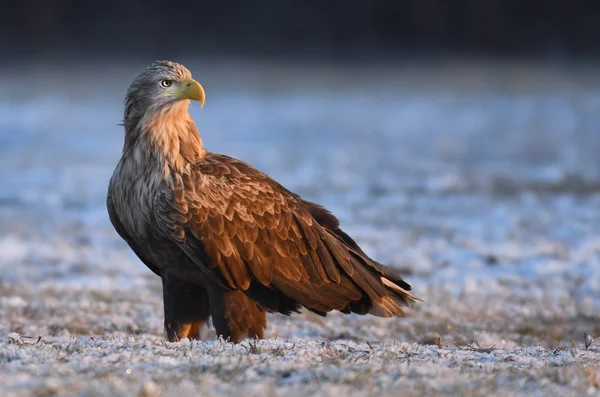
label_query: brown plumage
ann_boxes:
[107,60,420,343]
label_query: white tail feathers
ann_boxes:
[369,277,423,317]
[381,277,424,302]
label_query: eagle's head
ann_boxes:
[124,60,205,125]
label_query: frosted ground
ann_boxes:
[0,59,599,396]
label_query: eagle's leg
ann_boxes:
[208,288,266,343]
[162,275,210,341]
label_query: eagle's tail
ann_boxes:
[366,260,423,317]
[368,276,423,317]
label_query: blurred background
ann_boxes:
[5,0,600,59]
[1,1,599,340]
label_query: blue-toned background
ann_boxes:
[1,3,600,395]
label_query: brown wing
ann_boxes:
[153,153,418,317]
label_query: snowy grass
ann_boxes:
[2,332,599,397]
[2,284,599,397]
[1,59,600,396]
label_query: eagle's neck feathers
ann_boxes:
[124,101,206,178]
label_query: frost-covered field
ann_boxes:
[1,59,599,396]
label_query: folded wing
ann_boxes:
[153,154,419,317]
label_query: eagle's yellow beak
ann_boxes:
[164,78,205,107]
[181,78,205,108]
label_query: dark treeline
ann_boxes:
[4,0,600,59]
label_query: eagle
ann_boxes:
[107,61,419,343]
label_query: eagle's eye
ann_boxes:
[160,80,172,88]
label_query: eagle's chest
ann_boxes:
[111,162,163,241]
